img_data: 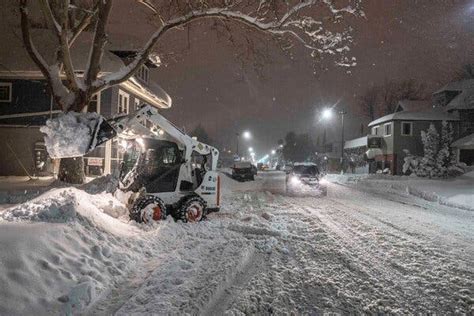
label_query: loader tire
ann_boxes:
[175,196,207,223]
[130,195,166,223]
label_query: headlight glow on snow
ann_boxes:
[290,176,301,185]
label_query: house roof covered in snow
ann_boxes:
[394,100,431,112]
[452,133,474,149]
[369,108,459,127]
[0,29,171,109]
[445,87,474,111]
[434,79,474,94]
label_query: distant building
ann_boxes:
[0,30,171,177]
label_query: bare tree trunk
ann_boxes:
[58,157,85,184]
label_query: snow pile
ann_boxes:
[328,171,474,211]
[40,112,102,158]
[1,190,76,222]
[0,187,144,315]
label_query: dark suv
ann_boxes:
[231,162,256,181]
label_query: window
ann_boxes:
[87,94,100,113]
[136,65,149,83]
[384,123,392,136]
[0,82,12,102]
[371,126,379,136]
[401,122,413,136]
[118,90,129,114]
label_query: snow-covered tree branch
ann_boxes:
[19,0,363,113]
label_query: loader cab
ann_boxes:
[119,137,213,195]
[119,138,183,193]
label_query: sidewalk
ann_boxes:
[326,170,474,211]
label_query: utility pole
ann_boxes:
[339,110,347,173]
[236,133,240,158]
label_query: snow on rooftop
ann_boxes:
[369,108,459,127]
[395,100,431,112]
[452,133,474,149]
[434,79,474,94]
[445,88,474,111]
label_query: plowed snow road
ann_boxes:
[86,171,473,315]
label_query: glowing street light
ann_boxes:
[248,147,254,152]
[271,149,276,155]
[242,130,251,139]
[322,108,333,120]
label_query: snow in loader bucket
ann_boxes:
[40,112,116,158]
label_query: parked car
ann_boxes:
[285,162,327,196]
[232,162,256,181]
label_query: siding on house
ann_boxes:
[0,79,57,116]
[0,126,48,176]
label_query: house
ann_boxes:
[367,106,459,174]
[360,78,474,175]
[0,30,171,177]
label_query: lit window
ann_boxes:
[384,123,392,136]
[0,82,12,102]
[401,122,413,136]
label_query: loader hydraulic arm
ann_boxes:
[94,105,219,170]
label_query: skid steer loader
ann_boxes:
[83,105,221,223]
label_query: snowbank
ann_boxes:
[327,171,474,211]
[0,187,142,315]
[40,112,102,158]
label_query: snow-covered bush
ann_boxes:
[402,149,422,174]
[403,122,463,178]
[418,123,439,177]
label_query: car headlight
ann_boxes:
[319,178,328,185]
[290,175,301,185]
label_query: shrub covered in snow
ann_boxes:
[403,122,464,178]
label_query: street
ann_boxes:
[83,171,473,315]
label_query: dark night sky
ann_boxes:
[5,1,474,157]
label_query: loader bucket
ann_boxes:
[41,112,117,159]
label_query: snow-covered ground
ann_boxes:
[0,171,472,315]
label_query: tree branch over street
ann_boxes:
[19,0,363,112]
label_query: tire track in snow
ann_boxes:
[294,192,473,313]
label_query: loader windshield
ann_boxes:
[120,138,182,193]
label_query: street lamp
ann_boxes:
[322,108,333,120]
[321,107,347,173]
[248,147,254,152]
[236,130,252,158]
[271,149,276,155]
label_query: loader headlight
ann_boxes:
[136,137,145,147]
[290,175,301,185]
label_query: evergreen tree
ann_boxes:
[418,123,439,178]
[436,121,454,177]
